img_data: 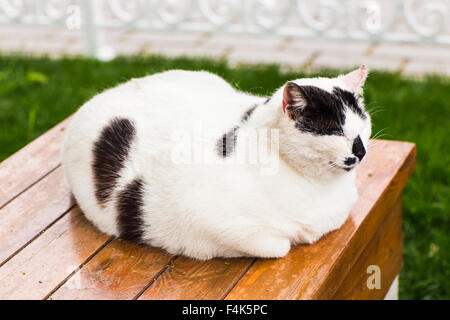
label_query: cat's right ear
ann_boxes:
[282,82,307,117]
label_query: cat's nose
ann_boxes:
[352,135,366,161]
[344,157,357,165]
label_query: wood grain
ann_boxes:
[49,240,174,300]
[135,140,416,300]
[0,166,74,267]
[224,140,415,300]
[0,131,415,299]
[310,141,415,299]
[138,257,254,300]
[0,207,110,300]
[0,117,72,208]
[333,195,403,299]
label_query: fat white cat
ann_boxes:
[62,66,371,260]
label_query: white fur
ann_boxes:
[62,68,371,260]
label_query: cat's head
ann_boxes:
[276,65,371,177]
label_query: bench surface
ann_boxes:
[0,117,416,300]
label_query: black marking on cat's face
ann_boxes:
[332,87,366,120]
[217,126,238,158]
[286,83,366,136]
[92,117,136,205]
[288,85,346,136]
[117,177,145,243]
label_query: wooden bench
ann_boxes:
[0,117,416,300]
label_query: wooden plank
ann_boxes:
[0,137,414,299]
[0,207,111,300]
[0,116,71,208]
[138,257,253,300]
[333,195,403,299]
[309,141,415,299]
[49,240,173,300]
[0,166,74,267]
[224,140,415,300]
[134,140,415,300]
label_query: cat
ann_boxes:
[62,65,371,260]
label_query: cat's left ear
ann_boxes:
[282,81,307,114]
[341,65,368,95]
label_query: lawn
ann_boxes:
[0,54,448,299]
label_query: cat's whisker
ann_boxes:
[364,103,384,115]
[367,109,386,116]
[315,160,333,171]
[320,161,342,172]
[368,139,383,150]
[372,127,387,137]
[371,128,389,140]
[372,133,391,140]
[365,105,383,113]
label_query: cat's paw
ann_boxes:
[243,236,291,258]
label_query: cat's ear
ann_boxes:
[341,65,368,95]
[282,82,307,115]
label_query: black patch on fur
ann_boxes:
[332,87,366,119]
[92,118,136,205]
[288,85,366,136]
[264,97,271,104]
[289,85,346,136]
[117,177,145,243]
[241,104,257,122]
[216,104,260,158]
[217,126,238,157]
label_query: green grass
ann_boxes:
[0,54,448,299]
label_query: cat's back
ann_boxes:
[62,70,256,237]
[69,70,247,135]
[64,70,259,172]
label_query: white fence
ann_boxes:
[1,0,449,58]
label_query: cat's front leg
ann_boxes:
[237,234,291,258]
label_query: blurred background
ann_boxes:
[1,0,450,74]
[0,0,448,299]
